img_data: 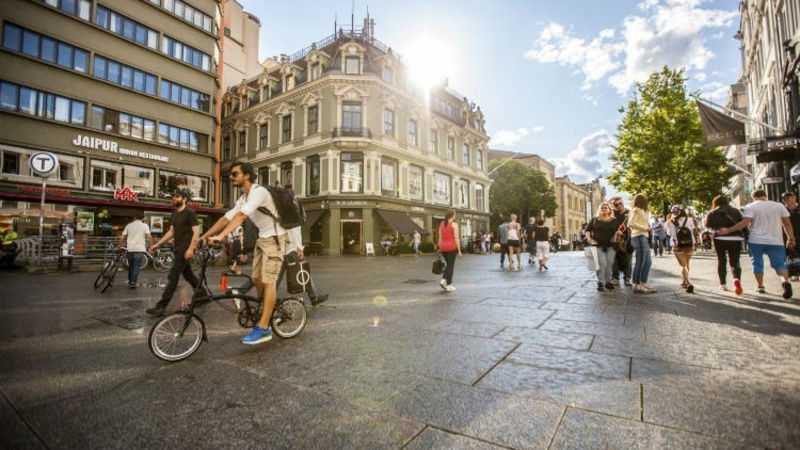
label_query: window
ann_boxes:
[222,135,230,159]
[408,119,418,146]
[282,115,292,143]
[457,179,469,208]
[162,0,213,33]
[433,172,451,205]
[2,24,88,73]
[310,63,321,80]
[238,130,246,154]
[36,0,91,21]
[122,164,155,196]
[257,166,269,186]
[0,80,85,125]
[158,170,209,202]
[280,161,293,189]
[284,75,295,91]
[462,143,470,165]
[447,137,454,159]
[90,160,122,192]
[158,79,210,111]
[307,156,320,195]
[345,56,360,74]
[1,147,83,187]
[383,109,394,135]
[96,6,159,50]
[259,123,268,149]
[307,105,318,135]
[342,102,362,131]
[381,160,397,195]
[476,150,483,170]
[382,65,393,83]
[408,165,423,201]
[161,35,212,71]
[429,129,438,152]
[93,55,158,96]
[340,152,363,193]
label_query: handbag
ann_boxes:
[432,252,446,275]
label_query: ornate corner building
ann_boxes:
[220,20,492,255]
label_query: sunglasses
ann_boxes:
[229,171,242,177]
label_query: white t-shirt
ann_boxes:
[224,184,286,239]
[666,217,697,246]
[743,200,789,245]
[122,220,150,252]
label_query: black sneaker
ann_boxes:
[686,285,694,294]
[129,283,137,289]
[782,282,793,299]
[624,278,633,287]
[311,294,329,306]
[605,282,615,290]
[757,286,766,294]
[543,264,549,271]
[146,305,166,316]
[597,283,605,292]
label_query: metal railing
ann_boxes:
[287,29,402,63]
[333,127,372,138]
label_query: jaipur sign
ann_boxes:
[113,187,139,202]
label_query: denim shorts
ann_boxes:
[748,243,787,274]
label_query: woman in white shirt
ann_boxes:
[506,213,522,271]
[666,205,698,293]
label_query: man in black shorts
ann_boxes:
[525,217,537,264]
[147,190,204,316]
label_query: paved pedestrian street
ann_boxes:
[1,250,799,449]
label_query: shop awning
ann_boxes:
[375,209,424,235]
[303,209,324,231]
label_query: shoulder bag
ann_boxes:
[432,252,446,275]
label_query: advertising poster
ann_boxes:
[76,212,94,232]
[150,216,164,233]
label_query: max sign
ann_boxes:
[28,151,59,177]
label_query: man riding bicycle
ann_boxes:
[202,162,286,345]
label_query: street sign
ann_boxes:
[761,177,783,184]
[28,151,59,177]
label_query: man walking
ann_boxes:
[498,216,509,268]
[276,218,328,306]
[147,190,203,315]
[120,212,151,288]
[203,162,287,344]
[782,192,800,281]
[525,217,537,264]
[413,229,421,256]
[719,189,795,298]
[651,216,665,257]
[610,197,632,286]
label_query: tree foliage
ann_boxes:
[608,66,731,213]
[488,160,557,229]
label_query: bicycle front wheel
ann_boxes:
[100,261,118,293]
[93,260,111,289]
[272,298,307,338]
[153,253,173,272]
[148,313,204,362]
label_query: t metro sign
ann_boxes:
[28,151,59,177]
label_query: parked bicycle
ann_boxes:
[147,242,307,362]
[121,247,174,273]
[93,247,127,293]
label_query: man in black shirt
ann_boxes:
[782,192,800,280]
[146,190,203,316]
[610,196,633,286]
[524,217,537,264]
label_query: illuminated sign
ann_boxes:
[113,187,140,202]
[72,134,170,162]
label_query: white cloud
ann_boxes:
[582,92,603,106]
[532,125,545,133]
[699,81,729,101]
[694,71,707,81]
[489,127,530,147]
[552,129,616,182]
[524,0,737,96]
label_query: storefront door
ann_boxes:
[341,220,362,255]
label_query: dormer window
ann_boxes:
[382,65,393,83]
[284,75,294,92]
[345,57,360,74]
[311,63,321,80]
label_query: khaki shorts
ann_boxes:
[252,235,286,284]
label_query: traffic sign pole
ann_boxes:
[38,177,46,266]
[28,152,59,266]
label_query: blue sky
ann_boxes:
[241,0,741,185]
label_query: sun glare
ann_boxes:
[403,33,457,97]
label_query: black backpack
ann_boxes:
[242,187,306,252]
[675,218,694,248]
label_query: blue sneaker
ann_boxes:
[240,325,272,345]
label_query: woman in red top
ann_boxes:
[438,209,462,291]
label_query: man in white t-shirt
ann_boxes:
[203,162,287,345]
[119,212,151,288]
[719,189,795,298]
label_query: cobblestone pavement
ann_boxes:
[1,249,798,449]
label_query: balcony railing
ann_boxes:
[333,127,372,138]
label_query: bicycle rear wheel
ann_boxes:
[272,298,307,338]
[93,260,111,289]
[100,260,118,293]
[148,313,204,362]
[153,253,173,272]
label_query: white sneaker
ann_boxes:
[446,285,457,292]
[439,279,447,290]
[719,284,728,291]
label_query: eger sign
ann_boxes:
[72,134,170,163]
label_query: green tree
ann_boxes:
[488,160,557,230]
[608,66,731,213]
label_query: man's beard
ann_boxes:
[173,199,184,207]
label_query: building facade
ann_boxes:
[577,178,606,219]
[488,149,557,229]
[736,0,800,200]
[219,0,259,90]
[0,0,222,238]
[722,81,753,207]
[554,175,591,243]
[220,22,491,255]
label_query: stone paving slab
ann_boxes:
[492,326,594,351]
[539,318,644,339]
[404,427,508,450]
[505,343,630,380]
[590,335,721,369]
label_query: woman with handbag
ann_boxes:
[705,195,744,294]
[438,209,462,292]
[667,205,698,293]
[587,203,617,291]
